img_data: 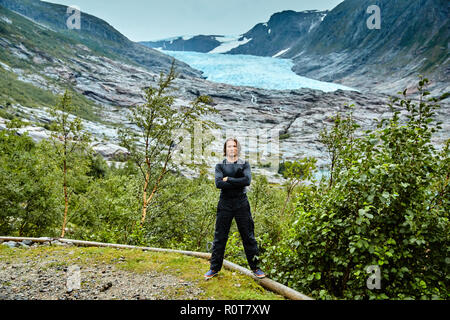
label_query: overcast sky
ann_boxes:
[43,0,344,41]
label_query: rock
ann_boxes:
[91,142,129,161]
[100,282,113,292]
[2,241,18,248]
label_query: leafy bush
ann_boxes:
[261,78,449,299]
[0,130,62,236]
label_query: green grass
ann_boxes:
[0,245,285,300]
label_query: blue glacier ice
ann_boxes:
[160,50,357,92]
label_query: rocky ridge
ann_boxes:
[141,1,449,96]
[1,35,448,183]
[0,1,448,184]
[0,0,203,78]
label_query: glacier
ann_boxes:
[160,49,357,92]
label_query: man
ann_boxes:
[204,137,265,279]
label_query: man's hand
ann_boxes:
[222,177,228,182]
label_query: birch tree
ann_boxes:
[280,158,317,216]
[48,89,92,238]
[118,62,219,226]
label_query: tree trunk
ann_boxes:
[329,154,335,188]
[281,182,297,216]
[141,172,150,225]
[61,159,68,238]
[141,151,171,225]
[281,192,291,216]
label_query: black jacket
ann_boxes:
[215,158,251,198]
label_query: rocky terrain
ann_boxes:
[141,10,328,58]
[0,1,448,184]
[141,35,224,53]
[0,239,283,300]
[2,36,448,182]
[0,240,206,300]
[142,1,449,96]
[285,0,449,96]
[227,10,327,58]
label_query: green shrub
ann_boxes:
[261,78,449,299]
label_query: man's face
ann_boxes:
[226,141,238,157]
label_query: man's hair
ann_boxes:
[223,137,241,157]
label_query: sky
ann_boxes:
[42,0,344,41]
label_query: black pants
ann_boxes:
[210,194,259,271]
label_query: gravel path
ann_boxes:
[0,240,206,300]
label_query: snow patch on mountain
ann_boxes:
[208,35,252,54]
[181,35,195,41]
[0,15,12,24]
[272,48,290,58]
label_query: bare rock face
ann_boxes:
[0,106,129,163]
[0,0,203,79]
[286,0,449,97]
[1,41,448,183]
[0,1,448,184]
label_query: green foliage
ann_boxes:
[65,170,141,243]
[262,78,449,299]
[319,105,359,187]
[143,172,218,250]
[117,62,218,225]
[281,158,317,181]
[279,133,291,140]
[43,90,93,237]
[0,130,61,236]
[280,158,317,216]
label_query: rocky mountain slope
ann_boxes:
[141,0,449,95]
[141,10,328,58]
[141,35,223,53]
[227,10,327,57]
[0,0,203,78]
[285,0,449,94]
[0,2,448,183]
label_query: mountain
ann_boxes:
[285,0,449,94]
[226,10,327,57]
[141,0,448,95]
[0,1,448,182]
[140,10,327,58]
[0,0,203,78]
[141,35,222,53]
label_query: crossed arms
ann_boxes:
[215,162,251,190]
